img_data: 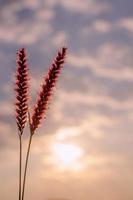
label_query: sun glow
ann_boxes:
[52,142,84,170]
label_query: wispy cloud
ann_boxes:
[117,17,133,33]
[68,43,133,81]
[57,0,111,15]
[0,1,54,44]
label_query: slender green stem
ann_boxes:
[19,135,22,200]
[21,134,33,200]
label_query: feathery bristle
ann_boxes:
[30,47,67,133]
[15,48,29,135]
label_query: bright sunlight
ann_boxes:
[52,142,84,170]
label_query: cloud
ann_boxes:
[51,31,68,47]
[117,17,133,33]
[81,19,112,36]
[29,112,133,179]
[81,17,133,37]
[55,90,133,112]
[0,101,13,116]
[0,0,111,45]
[58,0,110,15]
[0,1,54,44]
[44,0,111,15]
[68,43,133,81]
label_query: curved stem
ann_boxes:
[21,134,33,200]
[19,135,22,200]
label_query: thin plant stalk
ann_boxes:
[18,47,67,200]
[19,134,22,200]
[21,133,33,200]
[15,48,29,200]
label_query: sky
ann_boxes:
[0,0,133,200]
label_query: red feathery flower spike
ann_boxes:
[30,47,67,134]
[15,48,29,135]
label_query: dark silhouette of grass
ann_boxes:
[15,48,29,200]
[30,47,67,133]
[15,47,67,200]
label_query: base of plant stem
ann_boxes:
[19,135,22,200]
[21,134,33,200]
